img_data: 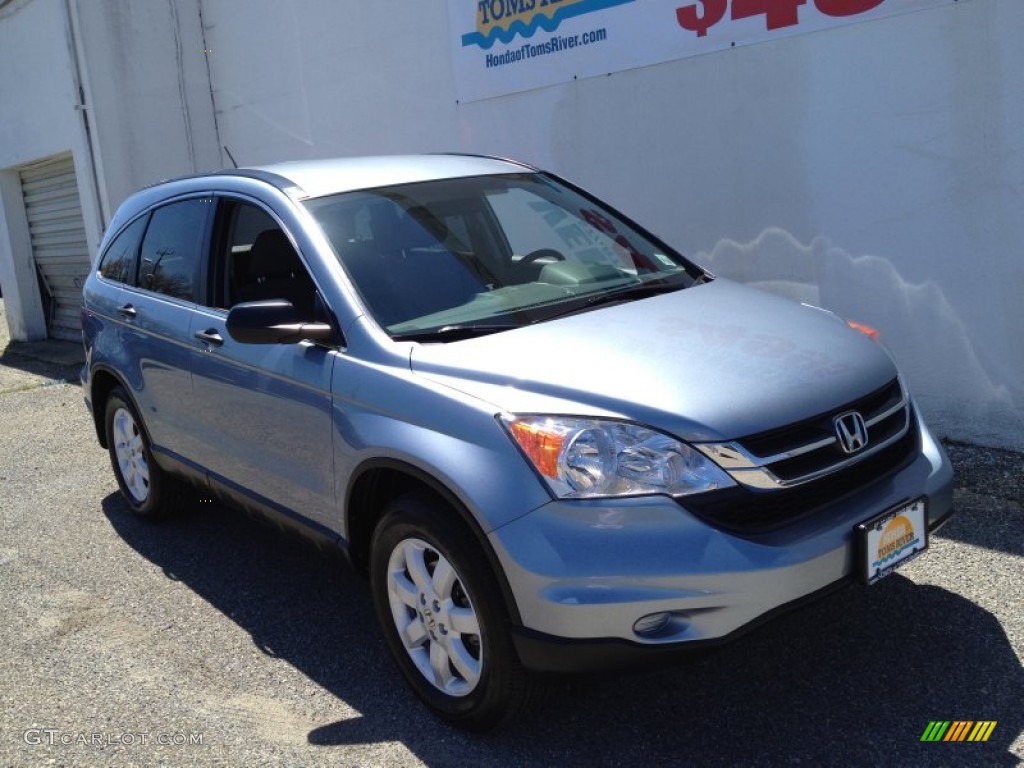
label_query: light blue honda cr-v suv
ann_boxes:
[81,154,954,730]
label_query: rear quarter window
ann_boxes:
[98,215,148,284]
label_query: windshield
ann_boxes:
[303,173,703,338]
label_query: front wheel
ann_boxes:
[369,493,531,731]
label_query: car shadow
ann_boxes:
[103,494,1022,767]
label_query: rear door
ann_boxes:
[188,195,338,534]
[113,196,211,461]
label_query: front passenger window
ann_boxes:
[139,199,208,301]
[212,200,318,318]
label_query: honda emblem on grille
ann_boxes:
[834,411,869,454]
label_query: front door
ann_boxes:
[188,196,338,534]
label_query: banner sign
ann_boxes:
[449,0,956,102]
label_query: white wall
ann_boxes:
[0,0,224,341]
[0,0,87,339]
[6,0,1014,448]
[199,1,460,164]
[73,0,222,217]
[0,0,78,168]
[197,0,1023,450]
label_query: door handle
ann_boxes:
[194,329,224,347]
[117,303,137,318]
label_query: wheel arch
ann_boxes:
[344,458,523,626]
[88,366,133,448]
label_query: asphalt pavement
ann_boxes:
[0,302,1021,767]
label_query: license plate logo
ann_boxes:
[857,499,928,585]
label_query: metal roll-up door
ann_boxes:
[19,155,91,341]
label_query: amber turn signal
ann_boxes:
[847,320,880,341]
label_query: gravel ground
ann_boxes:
[0,305,1021,766]
[944,440,1024,507]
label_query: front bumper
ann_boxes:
[489,415,954,672]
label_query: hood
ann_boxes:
[409,279,898,441]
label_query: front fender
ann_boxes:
[331,351,551,536]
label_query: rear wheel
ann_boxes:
[369,492,530,731]
[104,386,189,519]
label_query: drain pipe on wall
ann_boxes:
[197,0,227,169]
[62,0,109,255]
[167,0,197,174]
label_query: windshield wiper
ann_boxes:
[533,279,688,323]
[390,278,695,342]
[391,322,523,342]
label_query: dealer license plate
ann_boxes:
[856,499,928,585]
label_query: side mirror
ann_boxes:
[226,300,336,345]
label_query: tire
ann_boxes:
[369,492,531,731]
[104,386,189,519]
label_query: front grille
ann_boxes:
[682,416,920,533]
[741,379,903,457]
[696,378,910,490]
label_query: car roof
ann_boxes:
[104,154,536,242]
[245,154,532,199]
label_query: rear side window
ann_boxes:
[138,199,208,301]
[98,216,148,284]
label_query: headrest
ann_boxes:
[248,229,299,279]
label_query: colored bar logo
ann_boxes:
[921,721,997,742]
[463,0,634,48]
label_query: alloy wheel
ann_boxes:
[385,537,483,696]
[112,406,150,504]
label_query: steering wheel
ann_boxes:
[518,248,566,267]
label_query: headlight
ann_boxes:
[500,415,735,499]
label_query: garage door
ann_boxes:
[19,155,90,341]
